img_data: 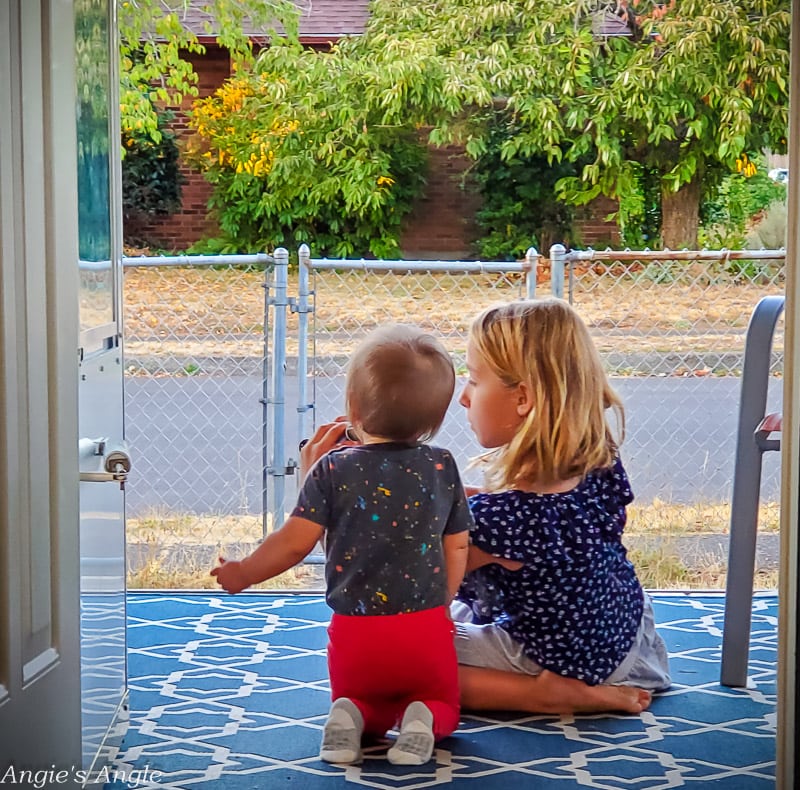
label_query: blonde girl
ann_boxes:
[453,299,670,713]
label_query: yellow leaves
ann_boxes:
[232,151,275,177]
[186,71,305,182]
[376,175,395,187]
[735,152,757,178]
[216,78,252,114]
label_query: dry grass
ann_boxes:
[127,501,781,591]
[129,552,321,590]
[123,266,784,363]
[626,499,780,534]
[629,541,779,590]
[127,510,325,590]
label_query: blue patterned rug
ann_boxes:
[106,591,777,789]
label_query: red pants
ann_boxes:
[327,606,460,740]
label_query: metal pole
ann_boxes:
[524,247,538,300]
[296,244,313,468]
[550,243,565,299]
[261,255,273,538]
[269,247,290,533]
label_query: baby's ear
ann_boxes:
[516,381,533,417]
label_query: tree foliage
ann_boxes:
[186,59,428,256]
[472,117,586,259]
[121,0,790,252]
[337,0,790,249]
[122,113,184,231]
[118,0,299,141]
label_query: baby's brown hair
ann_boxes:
[346,324,455,443]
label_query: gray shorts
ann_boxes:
[451,592,671,691]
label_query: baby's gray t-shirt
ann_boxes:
[292,442,473,616]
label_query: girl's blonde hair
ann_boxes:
[469,299,624,490]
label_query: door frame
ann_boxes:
[778,2,800,787]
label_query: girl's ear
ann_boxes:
[516,381,533,417]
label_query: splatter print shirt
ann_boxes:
[457,457,644,685]
[293,443,473,616]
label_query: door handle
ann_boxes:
[79,438,131,490]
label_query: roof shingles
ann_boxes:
[182,0,369,42]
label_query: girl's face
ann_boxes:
[459,339,529,448]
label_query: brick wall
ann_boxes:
[399,144,482,259]
[574,194,620,249]
[124,48,230,251]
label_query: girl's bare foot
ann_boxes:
[537,670,651,714]
[458,665,652,715]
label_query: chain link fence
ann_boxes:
[123,246,785,588]
[298,248,539,499]
[301,246,785,544]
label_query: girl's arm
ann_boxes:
[211,516,323,594]
[443,531,469,601]
[467,544,523,573]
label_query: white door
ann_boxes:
[0,0,84,780]
[1,0,127,781]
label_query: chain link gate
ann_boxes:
[123,251,284,587]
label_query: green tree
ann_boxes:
[333,0,790,249]
[186,53,428,256]
[117,0,299,142]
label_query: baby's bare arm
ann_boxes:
[211,516,323,593]
[443,531,469,602]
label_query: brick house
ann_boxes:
[130,0,618,257]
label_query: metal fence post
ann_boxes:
[296,244,313,459]
[550,243,565,299]
[268,247,290,533]
[261,254,272,538]
[524,247,538,300]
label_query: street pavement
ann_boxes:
[124,373,783,518]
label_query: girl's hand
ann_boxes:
[210,557,251,594]
[299,417,358,480]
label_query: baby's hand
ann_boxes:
[210,557,250,594]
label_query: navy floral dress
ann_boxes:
[456,457,644,685]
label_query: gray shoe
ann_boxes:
[387,701,435,765]
[320,698,364,764]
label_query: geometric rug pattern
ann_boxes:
[106,591,777,789]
